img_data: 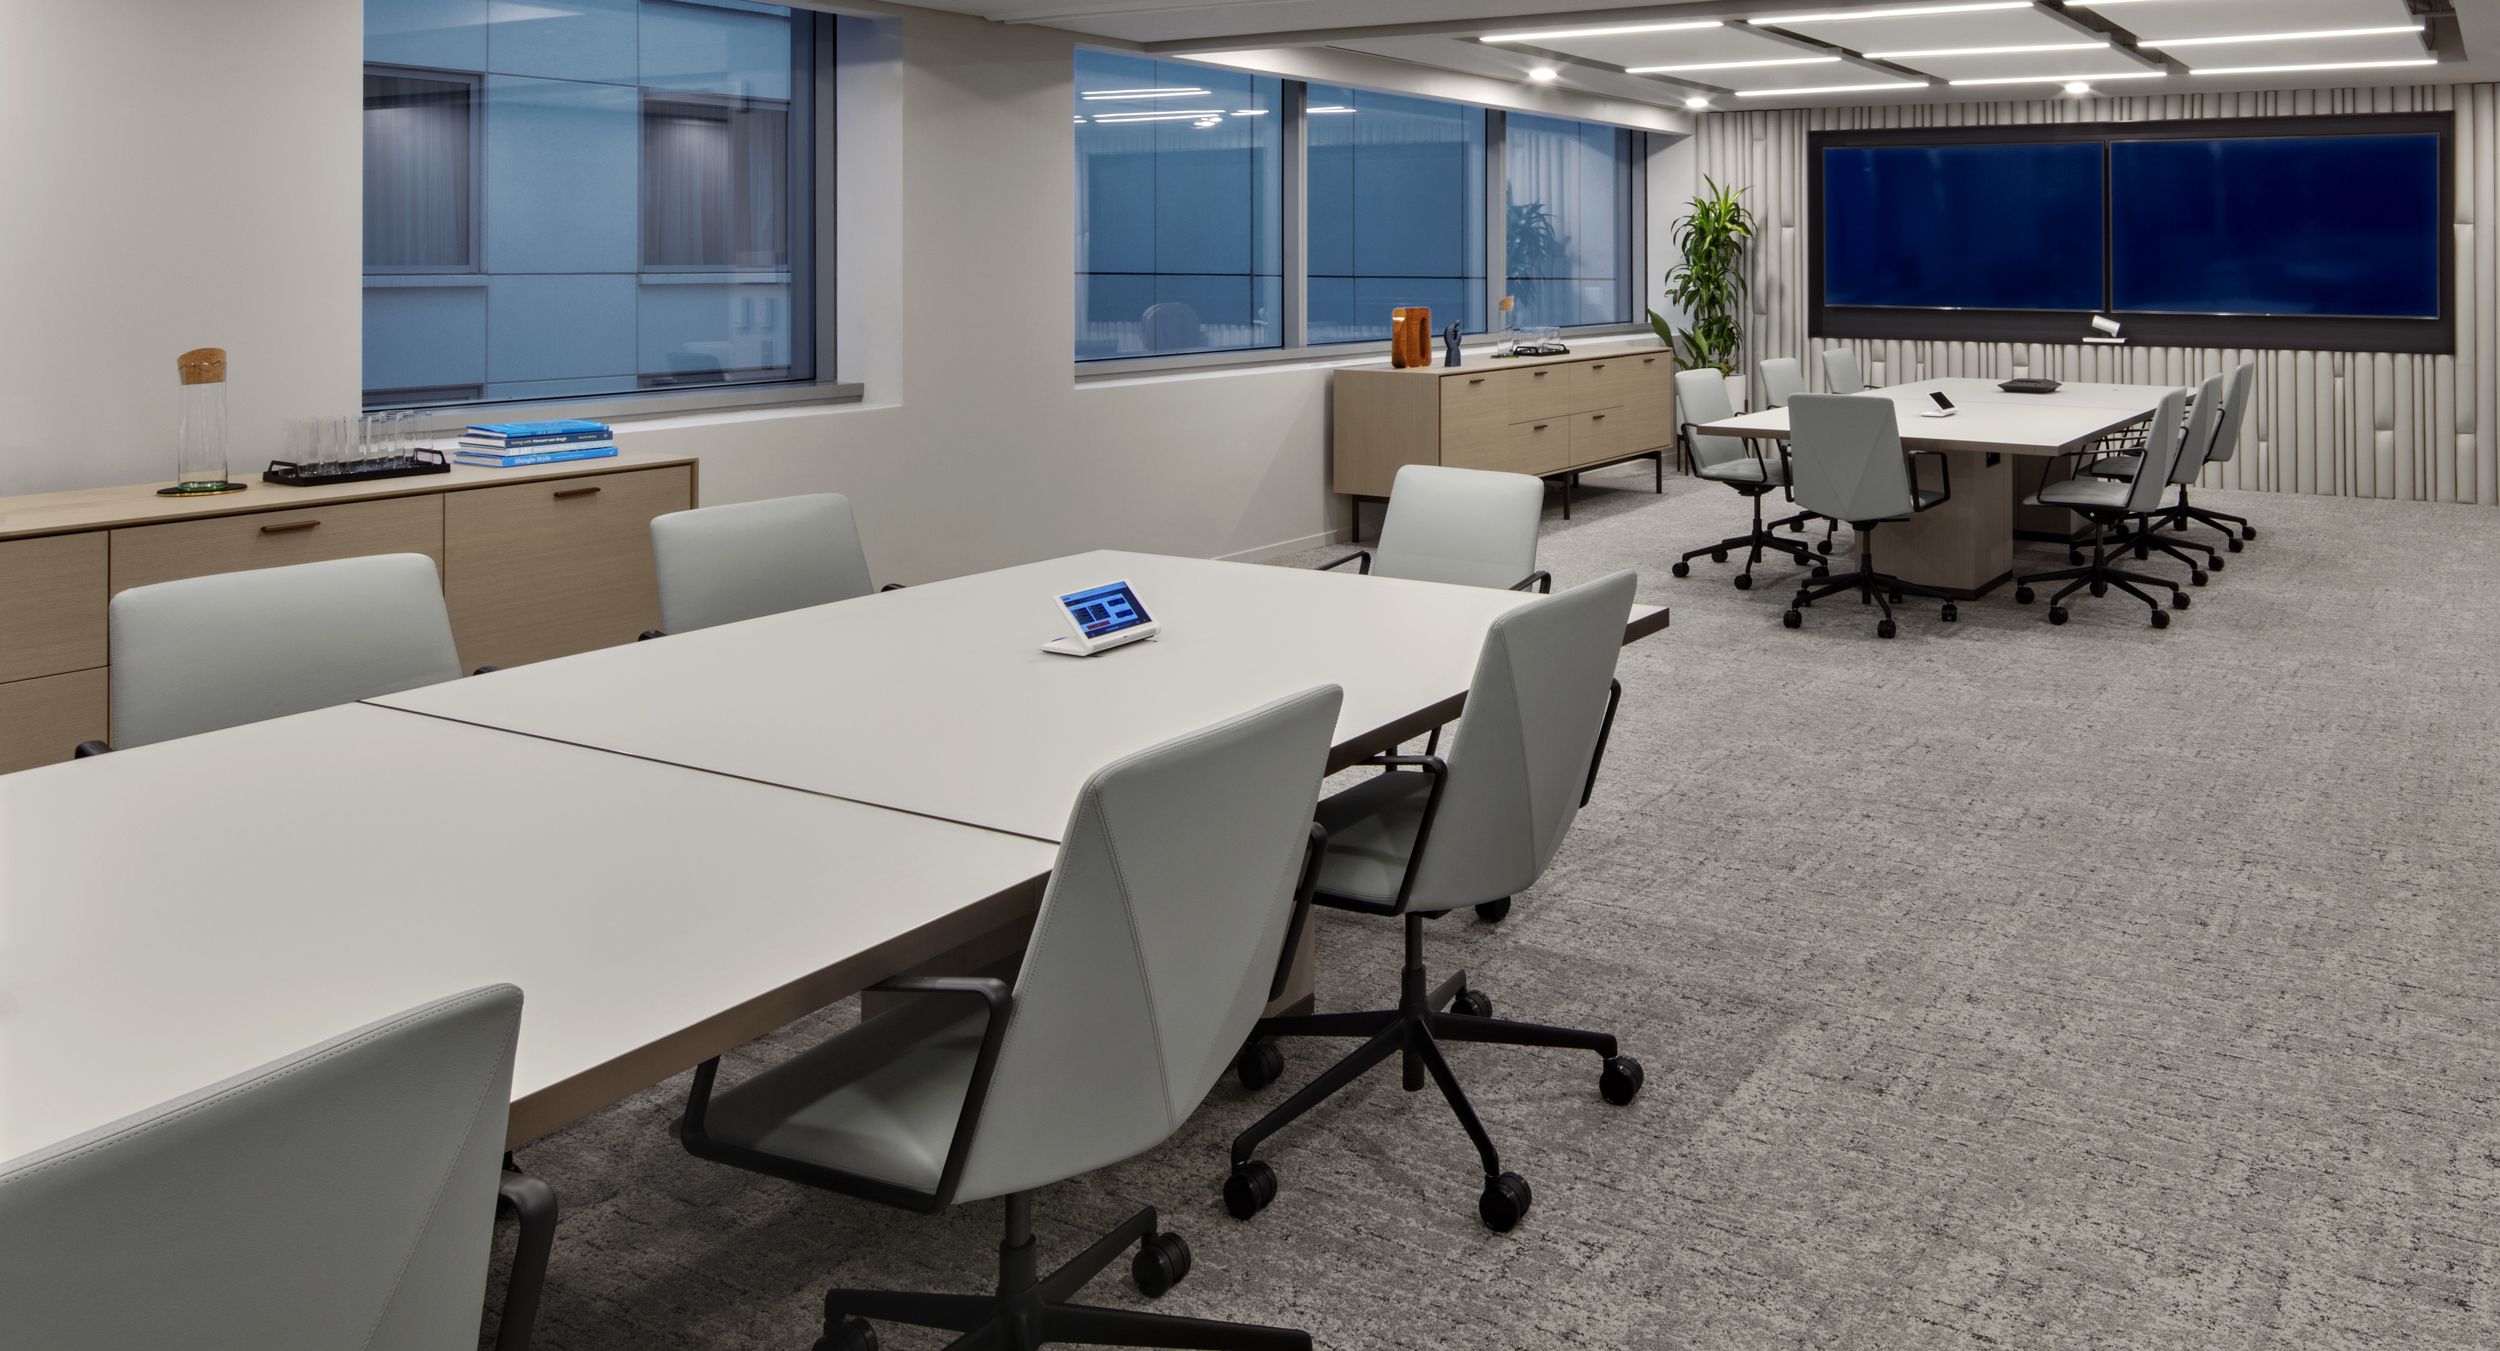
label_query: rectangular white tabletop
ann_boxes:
[372,550,1670,844]
[0,704,1057,1162]
[1699,377,2175,456]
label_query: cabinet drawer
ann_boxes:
[443,466,690,669]
[0,668,107,775]
[1440,372,1512,470]
[1450,415,1571,476]
[1567,357,1632,411]
[111,496,444,596]
[1571,408,1634,467]
[1507,364,1577,423]
[0,532,107,683]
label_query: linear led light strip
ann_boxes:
[1864,41,2109,60]
[1087,109,1227,123]
[1079,86,1208,101]
[1628,55,1840,74]
[1735,82,1931,97]
[2146,25,2427,49]
[1480,18,1720,43]
[1750,2,2031,25]
[1951,70,2166,86]
[2190,58,2439,77]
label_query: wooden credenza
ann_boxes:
[1331,346,1678,518]
[0,452,697,774]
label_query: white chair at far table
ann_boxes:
[1820,347,1865,394]
[0,986,528,1351]
[1321,463,1552,592]
[75,551,465,758]
[1780,394,1959,639]
[1759,355,1839,557]
[646,491,895,639]
[1671,366,1817,590]
[678,686,1344,1351]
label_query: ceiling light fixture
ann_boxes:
[2064,81,2093,95]
[1863,41,2109,59]
[1528,66,1559,82]
[1305,104,1355,115]
[1625,55,1842,74]
[1949,70,2166,85]
[1751,2,2030,27]
[1480,19,1721,43]
[1686,96,1712,108]
[1079,86,1209,102]
[1230,108,1269,116]
[1087,109,1226,123]
[1735,81,1929,97]
[2190,58,2440,77]
[2144,25,2428,49]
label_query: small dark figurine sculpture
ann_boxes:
[1442,321,1463,367]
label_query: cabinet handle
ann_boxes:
[1468,377,1486,384]
[553,485,603,500]
[1592,413,1607,421]
[1533,423,1550,431]
[1641,356,1657,364]
[1532,370,1549,377]
[1591,363,1607,371]
[259,520,319,535]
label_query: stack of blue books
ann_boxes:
[456,420,618,468]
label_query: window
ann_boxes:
[1074,52,1285,361]
[1504,113,1635,330]
[362,0,822,409]
[1305,86,1487,345]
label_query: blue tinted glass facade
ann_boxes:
[1074,51,1284,360]
[1822,143,2105,312]
[1305,85,1486,345]
[1504,113,1633,330]
[362,0,814,407]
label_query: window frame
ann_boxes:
[362,65,485,279]
[1075,64,1649,380]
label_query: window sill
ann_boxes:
[1074,326,1660,386]
[390,380,865,434]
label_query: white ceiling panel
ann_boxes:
[1751,3,2101,56]
[1532,20,1827,71]
[2071,0,2417,42]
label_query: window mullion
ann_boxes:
[1283,81,1307,352]
[1487,110,1508,329]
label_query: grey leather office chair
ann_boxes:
[2093,372,2228,585]
[1820,347,1865,394]
[1671,366,1815,589]
[77,552,465,755]
[649,492,890,637]
[1758,355,1840,557]
[2015,386,2192,628]
[1321,464,1550,592]
[1224,573,1643,1235]
[1779,395,1958,638]
[0,985,526,1351]
[2133,360,2258,551]
[680,687,1343,1351]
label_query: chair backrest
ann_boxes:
[1820,347,1864,394]
[1759,356,1806,409]
[109,553,463,749]
[2167,372,2228,485]
[1405,571,1637,910]
[953,685,1342,1202]
[1785,394,1914,524]
[2124,387,2192,514]
[0,986,523,1351]
[1674,367,1752,474]
[1370,464,1543,589]
[2203,360,2257,467]
[652,493,875,635]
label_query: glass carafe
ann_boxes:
[167,347,239,495]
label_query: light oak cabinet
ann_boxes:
[0,454,697,774]
[1332,348,1677,526]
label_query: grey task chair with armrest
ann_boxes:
[73,552,469,757]
[1821,347,1865,394]
[2090,372,2227,586]
[678,686,1344,1351]
[2014,385,2192,629]
[1779,394,1960,639]
[1759,355,1840,558]
[644,492,901,639]
[0,985,527,1351]
[2096,360,2258,553]
[1670,366,1816,589]
[1222,572,1645,1236]
[1320,464,1551,592]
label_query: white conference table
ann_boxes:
[1697,377,2178,595]
[374,549,1672,844]
[0,705,1057,1160]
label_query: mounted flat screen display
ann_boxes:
[1821,142,2105,312]
[2109,134,2444,319]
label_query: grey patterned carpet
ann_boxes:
[485,465,2500,1350]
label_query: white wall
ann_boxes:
[0,1,1688,579]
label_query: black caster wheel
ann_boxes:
[2173,518,2190,532]
[1671,561,1691,578]
[2209,555,2225,572]
[816,1317,880,1351]
[2015,586,2036,605]
[1940,603,1959,623]
[2068,549,2087,566]
[2150,609,2172,630]
[1811,564,1830,579]
[1733,573,1753,591]
[1224,1161,1278,1220]
[1600,1055,1645,1106]
[1788,520,1805,533]
[1478,1172,1533,1232]
[1877,619,1897,640]
[2242,526,2257,540]
[1818,539,1834,556]
[1452,988,1493,1020]
[1792,551,1813,567]
[1782,609,1803,629]
[2171,592,2190,610]
[1132,1232,1192,1298]
[1709,549,1728,564]
[2133,544,2150,561]
[1234,1039,1283,1092]
[2227,537,2245,553]
[2088,580,2108,598]
[1475,897,1511,923]
[2049,607,2070,626]
[1887,590,1905,604]
[2190,569,2209,587]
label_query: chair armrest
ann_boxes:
[1362,753,1444,772]
[879,582,906,592]
[638,629,666,642]
[1268,823,1328,1002]
[1581,679,1623,809]
[471,665,502,676]
[1349,754,1447,913]
[868,977,1013,1207]
[1510,570,1553,594]
[1906,448,1952,506]
[1318,550,1372,575]
[72,740,112,759]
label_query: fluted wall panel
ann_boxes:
[1694,83,2500,505]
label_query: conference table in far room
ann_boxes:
[1696,377,2177,597]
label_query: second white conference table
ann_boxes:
[1696,377,2178,596]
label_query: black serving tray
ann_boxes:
[263,447,452,487]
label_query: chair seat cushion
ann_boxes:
[2028,477,2134,511]
[1697,455,1784,488]
[2084,453,2142,480]
[699,994,986,1193]
[1311,769,1438,909]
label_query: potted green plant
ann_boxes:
[1649,177,1756,409]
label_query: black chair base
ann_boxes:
[2163,486,2256,551]
[818,1195,1309,1351]
[2015,519,2187,629]
[1782,523,1956,639]
[1223,913,1641,1234]
[2108,511,2222,587]
[1672,487,1816,590]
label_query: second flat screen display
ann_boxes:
[1823,142,2105,312]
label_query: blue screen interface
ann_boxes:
[1823,142,2106,312]
[1061,582,1152,638]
